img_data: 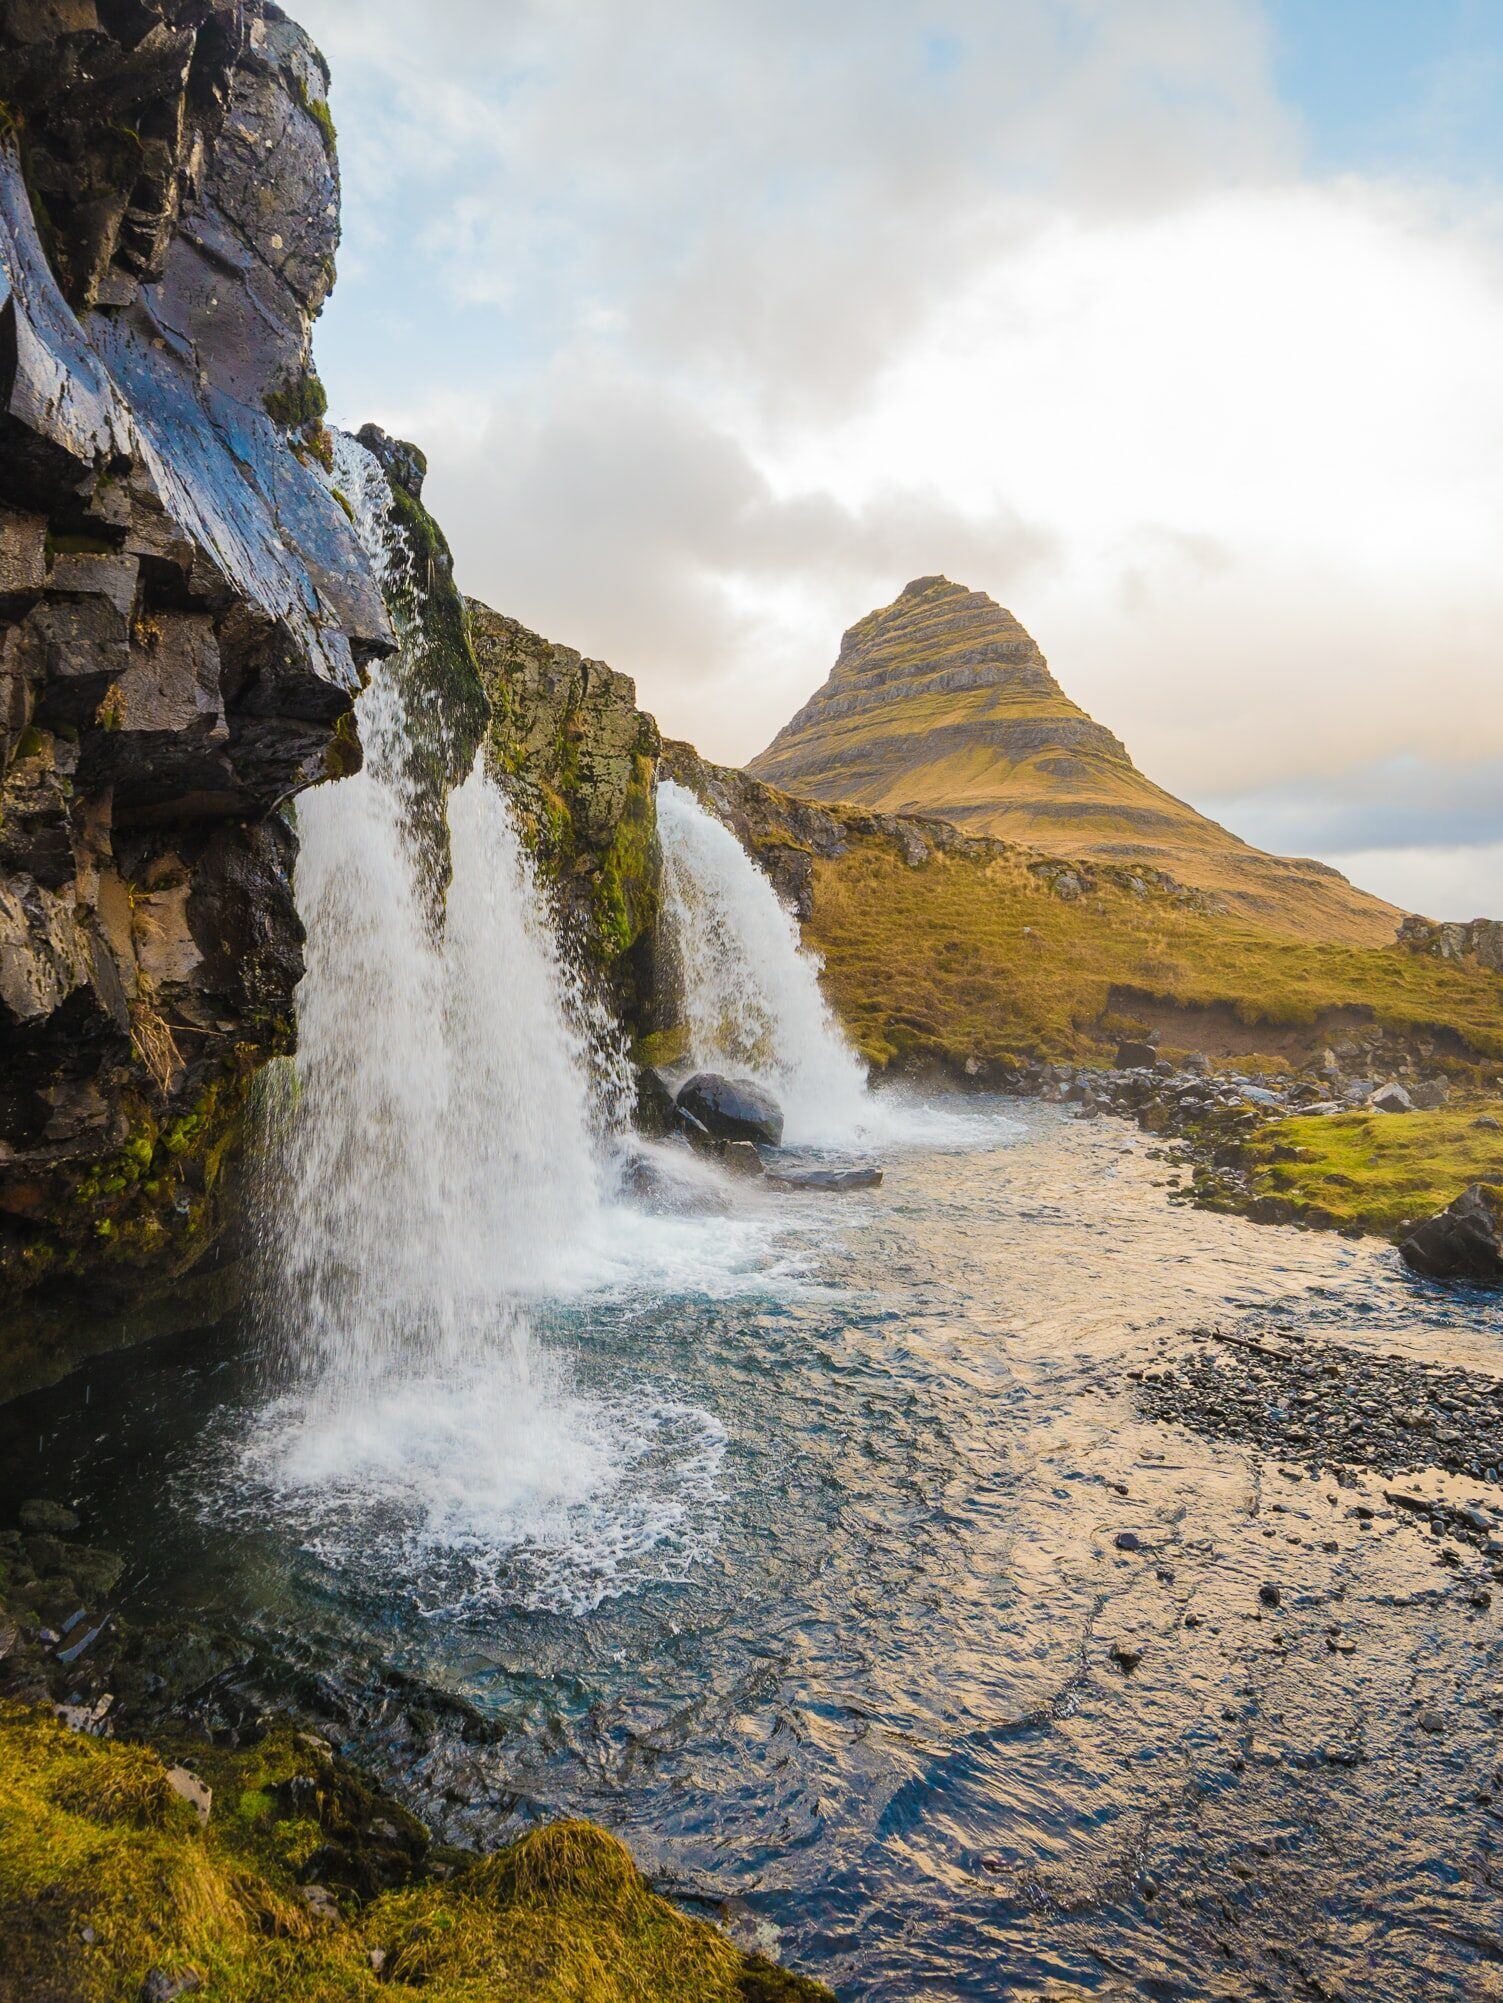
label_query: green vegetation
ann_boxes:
[1242,1108,1503,1238]
[0,1705,828,2002]
[262,367,328,433]
[804,836,1503,1075]
[594,752,660,960]
[292,73,338,155]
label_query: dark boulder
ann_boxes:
[1114,1038,1159,1070]
[1400,1184,1503,1285]
[633,1067,679,1139]
[676,1073,784,1147]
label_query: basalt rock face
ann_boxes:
[750,575,1403,946]
[0,0,390,1392]
[468,599,661,1030]
[1399,915,1503,972]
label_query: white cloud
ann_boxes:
[295,0,1503,914]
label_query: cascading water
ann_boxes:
[266,436,611,1381]
[238,437,723,1613]
[656,779,878,1145]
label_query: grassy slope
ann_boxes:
[801,836,1503,1075]
[1243,1110,1503,1238]
[0,1705,827,2003]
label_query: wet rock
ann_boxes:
[1114,1530,1143,1552]
[722,1140,767,1177]
[1400,1184,1503,1285]
[1259,1583,1281,1607]
[18,1499,79,1536]
[1109,1638,1144,1673]
[677,1073,785,1147]
[765,1167,883,1193]
[633,1066,680,1139]
[0,0,393,1377]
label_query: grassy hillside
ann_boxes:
[800,834,1503,1077]
[750,576,1402,945]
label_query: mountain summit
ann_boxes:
[748,576,1400,943]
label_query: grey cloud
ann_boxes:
[416,365,1056,754]
[1204,757,1503,858]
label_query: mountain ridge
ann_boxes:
[749,575,1402,945]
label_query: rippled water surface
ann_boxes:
[6,1101,1502,2000]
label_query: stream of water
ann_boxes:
[4,515,1500,1998]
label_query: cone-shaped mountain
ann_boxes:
[749,576,1400,943]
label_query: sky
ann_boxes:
[294,0,1503,920]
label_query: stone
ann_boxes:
[1109,1639,1144,1673]
[765,1167,883,1193]
[299,1883,341,1923]
[1114,1530,1142,1551]
[1472,1115,1502,1133]
[676,1073,784,1147]
[1259,1583,1281,1607]
[1409,1077,1451,1110]
[18,1499,79,1536]
[140,1972,202,2002]
[166,1766,212,1828]
[1400,1184,1503,1285]
[721,1140,766,1177]
[1115,1038,1159,1071]
[1370,1081,1414,1114]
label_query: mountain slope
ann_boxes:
[748,575,1402,945]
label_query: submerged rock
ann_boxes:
[766,1167,883,1193]
[676,1073,785,1147]
[1400,1184,1503,1285]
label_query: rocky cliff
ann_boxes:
[749,574,1403,946]
[470,600,661,1029]
[0,1,389,1391]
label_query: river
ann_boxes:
[4,1099,1499,2001]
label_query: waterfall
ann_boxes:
[262,437,612,1393]
[656,779,876,1146]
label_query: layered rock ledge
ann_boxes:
[0,1,389,1391]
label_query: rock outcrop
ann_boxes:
[468,600,660,1027]
[0,2,389,1390]
[1400,1184,1503,1285]
[749,575,1403,945]
[1398,915,1503,972]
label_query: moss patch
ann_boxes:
[1242,1106,1503,1238]
[0,1706,831,2003]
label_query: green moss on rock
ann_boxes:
[0,1706,833,2003]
